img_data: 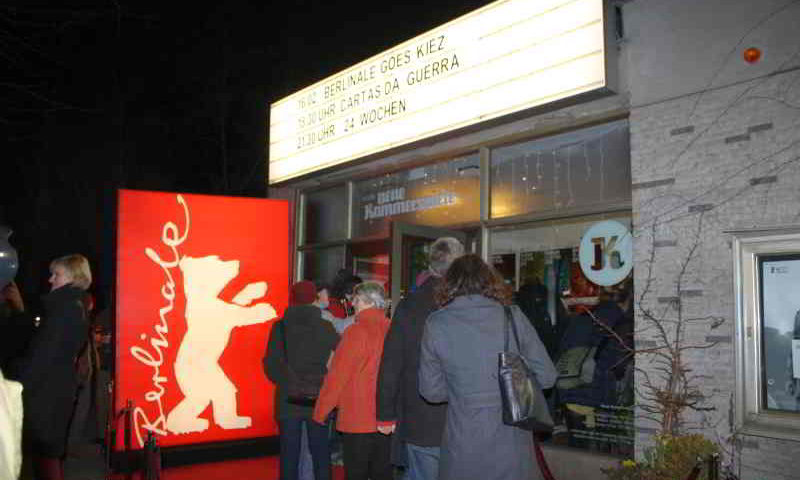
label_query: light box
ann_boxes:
[115,189,289,450]
[269,0,616,184]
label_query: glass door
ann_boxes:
[390,222,466,315]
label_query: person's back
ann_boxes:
[377,277,445,441]
[423,297,556,413]
[377,237,464,480]
[314,282,393,480]
[264,281,339,480]
[425,297,505,400]
[418,255,557,480]
[265,304,339,414]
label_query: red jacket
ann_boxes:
[328,297,349,319]
[313,307,390,433]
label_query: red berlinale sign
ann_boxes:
[115,190,289,450]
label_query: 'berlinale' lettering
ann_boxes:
[359,99,407,126]
[323,65,378,100]
[407,53,460,86]
[132,194,191,448]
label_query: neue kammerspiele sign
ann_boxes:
[268,0,616,184]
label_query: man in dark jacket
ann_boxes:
[376,237,464,480]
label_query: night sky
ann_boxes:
[1,0,491,308]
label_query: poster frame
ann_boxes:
[732,226,800,441]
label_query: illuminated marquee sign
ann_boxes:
[115,190,289,450]
[269,0,615,184]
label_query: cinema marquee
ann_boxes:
[268,0,617,184]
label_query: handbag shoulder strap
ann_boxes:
[503,306,522,353]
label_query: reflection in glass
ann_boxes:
[305,185,347,244]
[352,153,480,238]
[490,214,635,455]
[302,247,345,285]
[759,254,800,413]
[490,120,631,219]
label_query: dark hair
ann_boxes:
[435,254,511,306]
[329,269,363,298]
[598,276,633,304]
[344,275,362,294]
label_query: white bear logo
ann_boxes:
[165,255,277,435]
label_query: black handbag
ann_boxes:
[281,322,324,406]
[498,306,554,432]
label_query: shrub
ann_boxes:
[603,434,719,480]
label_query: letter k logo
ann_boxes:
[591,236,625,271]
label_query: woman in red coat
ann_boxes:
[313,281,391,480]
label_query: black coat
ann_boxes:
[376,276,447,446]
[19,285,87,457]
[514,282,557,359]
[264,304,339,419]
[558,300,631,407]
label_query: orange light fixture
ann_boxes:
[743,47,761,64]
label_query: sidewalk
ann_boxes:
[62,440,348,480]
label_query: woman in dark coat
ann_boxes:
[264,280,340,480]
[419,254,557,480]
[19,254,91,480]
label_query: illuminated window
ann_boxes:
[490,214,635,455]
[352,153,480,238]
[490,120,631,219]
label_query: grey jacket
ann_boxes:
[419,295,557,480]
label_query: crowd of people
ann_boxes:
[268,237,558,480]
[0,234,561,480]
[1,252,109,480]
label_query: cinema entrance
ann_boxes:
[279,116,634,476]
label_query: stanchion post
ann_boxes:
[104,380,115,480]
[124,399,133,480]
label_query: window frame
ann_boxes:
[733,227,800,440]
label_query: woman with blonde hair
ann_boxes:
[18,254,91,480]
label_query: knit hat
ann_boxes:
[291,280,317,305]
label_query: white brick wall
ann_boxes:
[630,69,800,479]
